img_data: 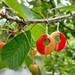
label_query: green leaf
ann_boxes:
[57,5,75,11]
[5,22,17,29]
[72,57,75,60]
[31,7,42,14]
[0,51,6,69]
[72,1,75,5]
[66,50,73,57]
[1,31,31,70]
[32,12,41,19]
[43,38,49,46]
[25,56,41,75]
[55,35,60,42]
[27,24,45,41]
[55,14,63,17]
[69,68,75,75]
[68,64,75,68]
[56,3,65,8]
[31,24,45,42]
[3,0,26,19]
[20,4,33,20]
[71,29,75,37]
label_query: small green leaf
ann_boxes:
[72,57,75,60]
[1,31,31,70]
[72,1,75,5]
[69,69,75,75]
[32,12,41,19]
[3,0,26,19]
[27,24,45,42]
[56,3,65,8]
[66,50,73,57]
[43,38,49,46]
[20,4,33,20]
[31,7,42,14]
[55,14,63,17]
[55,35,60,42]
[25,56,41,75]
[57,5,75,11]
[68,64,75,68]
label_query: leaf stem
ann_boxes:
[21,30,34,64]
[0,27,15,33]
[2,62,8,68]
[5,33,13,44]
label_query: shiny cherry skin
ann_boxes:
[0,42,5,50]
[29,64,38,74]
[29,47,37,56]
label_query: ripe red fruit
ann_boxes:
[0,42,5,50]
[29,64,38,74]
[29,47,37,56]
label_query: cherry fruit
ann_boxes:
[29,47,37,56]
[0,42,5,50]
[29,64,38,74]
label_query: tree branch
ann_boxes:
[59,21,72,31]
[0,12,75,27]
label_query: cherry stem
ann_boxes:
[2,62,8,68]
[21,30,34,64]
[21,30,34,63]
[31,47,34,64]
[47,8,56,18]
[0,27,15,33]
[5,33,13,44]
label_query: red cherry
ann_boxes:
[29,47,37,56]
[0,42,5,50]
[29,64,38,74]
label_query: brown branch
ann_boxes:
[59,21,72,31]
[0,12,75,27]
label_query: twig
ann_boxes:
[0,12,75,30]
[0,27,15,33]
[2,62,8,68]
[59,21,72,31]
[47,8,56,18]
[0,7,12,12]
